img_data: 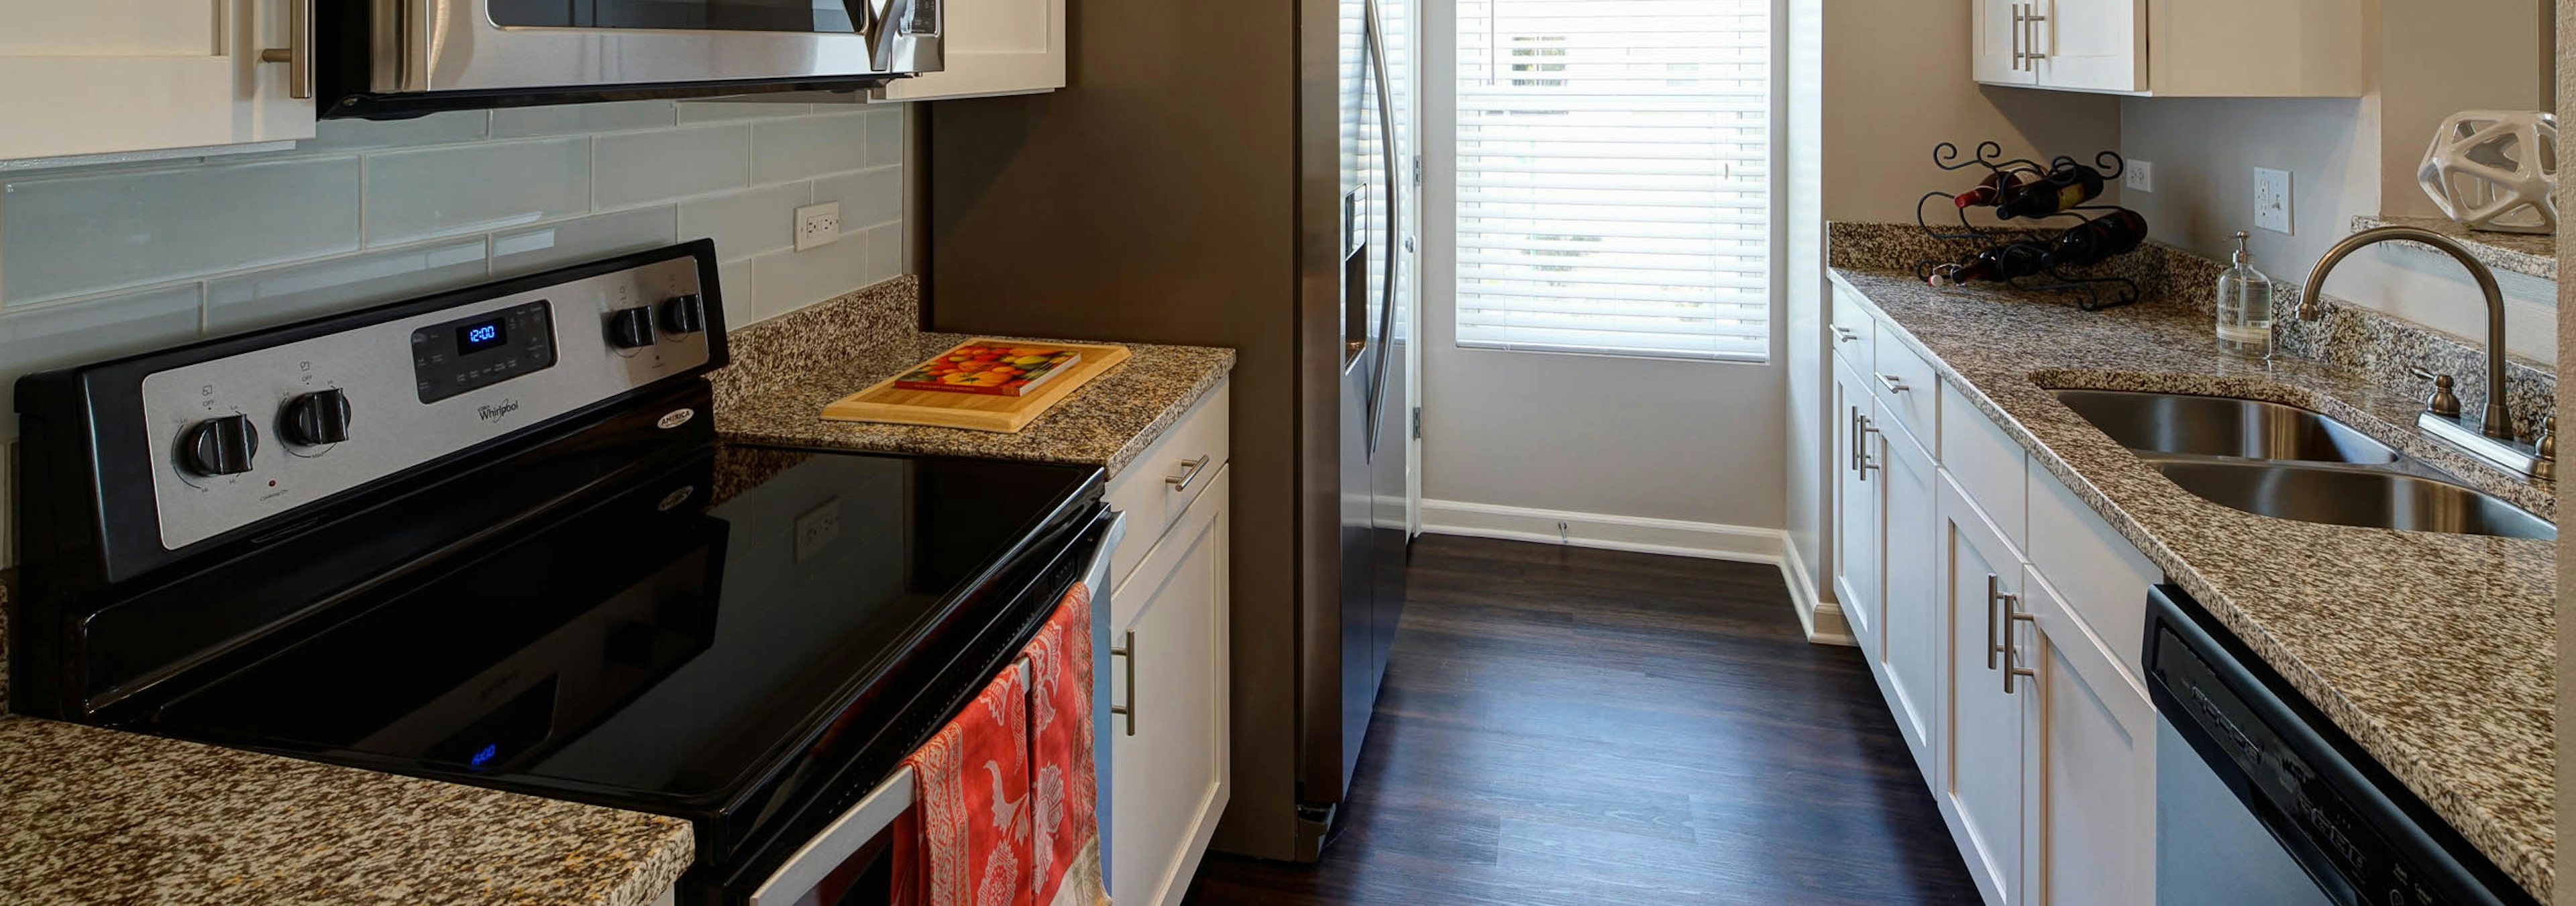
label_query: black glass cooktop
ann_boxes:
[141,443,1099,848]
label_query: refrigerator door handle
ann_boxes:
[1363,0,1403,455]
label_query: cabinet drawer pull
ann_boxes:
[1875,372,1911,395]
[1110,630,1136,736]
[2009,3,2025,70]
[1858,415,1880,479]
[1166,455,1214,494]
[1832,325,1860,343]
[259,0,313,99]
[2005,599,2037,694]
[2023,7,2049,64]
[1984,573,2004,670]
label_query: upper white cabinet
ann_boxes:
[877,0,1067,101]
[0,0,317,163]
[1972,0,2363,97]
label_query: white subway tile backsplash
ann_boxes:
[866,108,904,168]
[365,138,591,246]
[305,111,491,150]
[491,206,679,276]
[680,183,808,262]
[207,237,489,334]
[678,101,813,123]
[753,113,871,183]
[594,125,754,209]
[0,284,203,440]
[716,258,754,330]
[812,167,902,229]
[1,157,362,305]
[492,101,678,138]
[749,236,872,321]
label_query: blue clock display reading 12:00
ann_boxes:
[457,317,508,355]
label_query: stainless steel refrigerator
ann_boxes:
[923,0,1417,862]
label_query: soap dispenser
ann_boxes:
[2215,231,2274,359]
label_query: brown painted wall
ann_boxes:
[926,1,1311,860]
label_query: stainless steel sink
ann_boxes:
[2153,460,2556,540]
[2050,389,2398,464]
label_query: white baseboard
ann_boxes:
[1419,499,1851,646]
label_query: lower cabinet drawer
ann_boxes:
[1938,381,2027,551]
[1105,380,1231,586]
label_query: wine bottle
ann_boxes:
[1994,161,2108,219]
[1936,243,2050,284]
[2042,209,2149,268]
[1953,168,2041,209]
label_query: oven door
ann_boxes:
[331,0,943,116]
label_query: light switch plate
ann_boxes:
[2123,158,2153,193]
[2253,167,2293,234]
[794,202,842,252]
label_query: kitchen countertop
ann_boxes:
[710,279,1237,479]
[0,717,694,906]
[1828,266,2555,900]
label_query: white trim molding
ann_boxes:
[1420,499,1853,646]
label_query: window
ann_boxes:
[1453,0,1772,362]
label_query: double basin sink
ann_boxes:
[2049,390,2555,541]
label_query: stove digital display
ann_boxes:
[457,318,508,354]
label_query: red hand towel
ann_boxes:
[897,664,1034,906]
[1024,584,1106,906]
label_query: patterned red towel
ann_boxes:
[1025,584,1106,906]
[897,583,1107,906]
[897,664,1033,906]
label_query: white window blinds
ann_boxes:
[1454,0,1772,362]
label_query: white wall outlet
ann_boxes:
[794,202,842,252]
[2123,158,2153,193]
[2253,166,2294,234]
[794,497,843,562]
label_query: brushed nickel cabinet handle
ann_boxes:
[1858,415,1880,480]
[1985,573,2004,670]
[2010,4,2025,70]
[1110,630,1136,736]
[2023,7,2049,64]
[258,0,313,99]
[2005,597,2037,694]
[1832,325,1860,343]
[1166,455,1214,494]
[1875,372,1911,395]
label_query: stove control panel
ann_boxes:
[130,247,722,553]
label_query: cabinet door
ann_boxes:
[2035,0,2143,93]
[1939,474,2025,906]
[1972,0,2038,85]
[0,0,316,162]
[1108,468,1230,906]
[1875,417,1939,777]
[877,0,1066,101]
[2017,572,2155,906]
[1831,358,1880,647]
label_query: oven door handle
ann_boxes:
[748,764,917,906]
[1085,511,1128,597]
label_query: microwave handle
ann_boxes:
[863,0,902,71]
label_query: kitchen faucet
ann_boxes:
[2299,225,2553,479]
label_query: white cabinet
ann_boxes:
[2017,572,2156,906]
[876,0,1066,101]
[0,0,317,162]
[1939,473,2028,906]
[1102,384,1231,906]
[1875,415,1941,774]
[1970,0,2362,97]
[1831,358,1881,647]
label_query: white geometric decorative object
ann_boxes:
[2417,110,2558,234]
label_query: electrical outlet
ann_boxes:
[2123,158,2153,193]
[794,202,842,252]
[2253,167,2294,234]
[794,497,843,562]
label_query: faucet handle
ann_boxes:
[2408,368,2463,418]
[2537,414,2556,463]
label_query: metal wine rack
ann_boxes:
[1914,141,2142,311]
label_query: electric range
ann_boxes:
[9,240,1114,905]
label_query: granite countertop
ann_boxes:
[0,717,694,906]
[1827,266,2555,900]
[2353,213,2556,283]
[709,279,1237,479]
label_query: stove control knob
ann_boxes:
[659,293,707,336]
[180,414,260,476]
[606,306,657,349]
[280,388,354,446]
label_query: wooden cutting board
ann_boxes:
[820,338,1133,432]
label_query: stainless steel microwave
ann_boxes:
[315,0,943,119]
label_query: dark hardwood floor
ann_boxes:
[1181,535,1979,905]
